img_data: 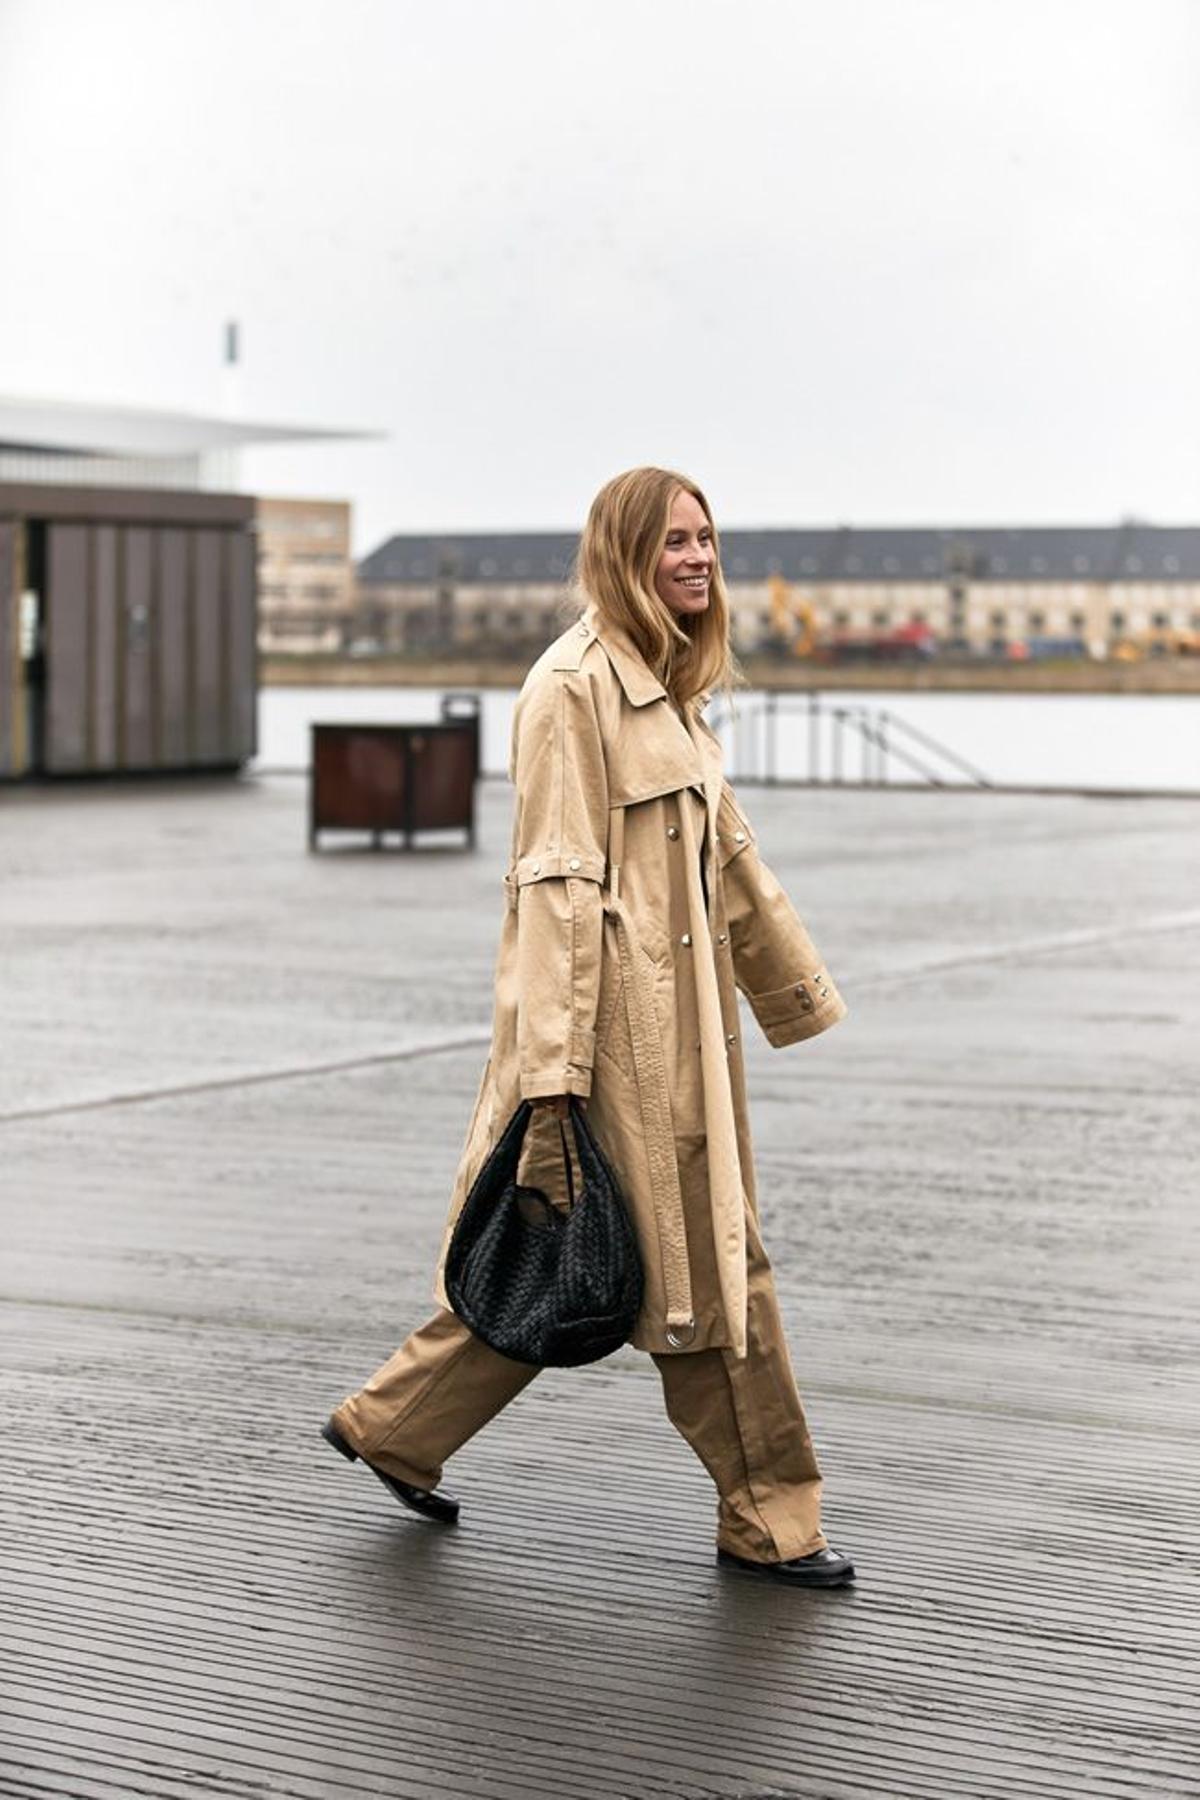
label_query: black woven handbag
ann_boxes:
[444,1098,643,1367]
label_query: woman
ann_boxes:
[322,467,855,1587]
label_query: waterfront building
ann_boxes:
[356,523,1200,658]
[256,498,354,653]
[0,393,375,775]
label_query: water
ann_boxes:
[255,685,1200,794]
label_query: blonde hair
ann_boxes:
[573,466,738,708]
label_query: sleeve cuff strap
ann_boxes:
[748,980,848,1047]
[519,1068,595,1100]
[513,850,606,885]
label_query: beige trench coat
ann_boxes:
[432,602,847,1358]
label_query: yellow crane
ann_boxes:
[766,574,818,657]
[1111,629,1200,661]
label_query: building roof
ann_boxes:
[0,393,383,459]
[359,523,1200,585]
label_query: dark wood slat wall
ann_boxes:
[25,516,257,777]
[228,527,258,761]
[192,527,226,766]
[45,522,89,771]
[121,525,155,769]
[92,525,119,770]
[158,527,191,767]
[0,518,22,776]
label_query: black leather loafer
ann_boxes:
[320,1419,460,1525]
[717,1545,855,1586]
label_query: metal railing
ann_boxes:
[707,692,992,788]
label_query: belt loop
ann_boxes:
[606,805,625,903]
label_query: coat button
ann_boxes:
[733,830,746,843]
[726,1032,737,1045]
[666,825,680,840]
[577,623,589,636]
[568,857,581,871]
[717,932,727,945]
[530,861,540,874]
[680,933,692,947]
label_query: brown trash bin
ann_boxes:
[308,695,480,851]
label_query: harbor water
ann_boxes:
[255,685,1200,795]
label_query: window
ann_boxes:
[1070,611,1085,630]
[872,608,889,628]
[833,609,849,628]
[1111,611,1126,631]
[910,609,926,623]
[990,609,1006,629]
[1152,611,1169,628]
[1029,610,1045,630]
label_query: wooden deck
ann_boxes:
[2,774,1198,1799]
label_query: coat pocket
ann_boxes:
[595,935,636,1080]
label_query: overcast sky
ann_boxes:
[0,0,1196,554]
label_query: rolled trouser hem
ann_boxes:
[717,1526,828,1563]
[330,1401,444,1491]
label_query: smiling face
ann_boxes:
[653,488,715,618]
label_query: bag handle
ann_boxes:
[556,1116,577,1210]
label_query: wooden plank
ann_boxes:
[44,522,89,772]
[0,778,1197,1799]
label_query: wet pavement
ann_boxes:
[2,771,1198,1799]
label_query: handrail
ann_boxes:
[872,707,991,786]
[706,691,992,788]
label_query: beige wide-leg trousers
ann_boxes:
[332,1207,826,1563]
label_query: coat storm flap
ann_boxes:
[433,604,847,1358]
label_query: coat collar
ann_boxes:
[582,602,667,708]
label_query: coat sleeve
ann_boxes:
[507,668,610,1099]
[717,778,848,1048]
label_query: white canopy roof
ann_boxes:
[0,393,383,459]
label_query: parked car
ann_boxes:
[1008,636,1089,661]
[828,621,939,663]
